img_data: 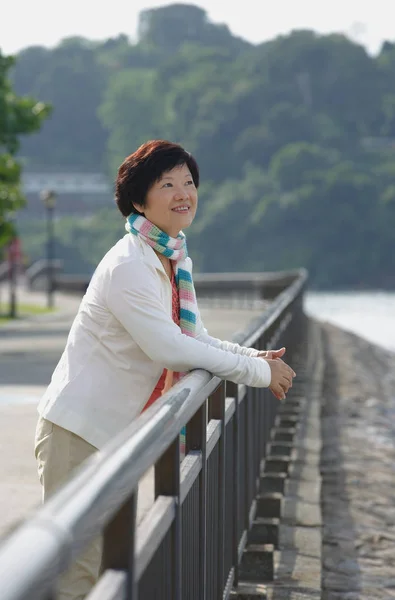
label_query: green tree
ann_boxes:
[12,38,107,168]
[268,142,340,190]
[99,68,164,175]
[0,51,50,247]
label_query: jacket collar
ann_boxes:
[131,234,167,277]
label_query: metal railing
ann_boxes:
[0,268,308,600]
[24,259,303,309]
[25,259,64,291]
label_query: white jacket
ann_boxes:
[38,234,271,449]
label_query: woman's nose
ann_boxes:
[174,187,189,201]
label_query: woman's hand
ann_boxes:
[257,347,286,360]
[257,347,296,400]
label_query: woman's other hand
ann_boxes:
[258,354,296,400]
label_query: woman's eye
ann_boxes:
[186,180,194,186]
[162,182,172,188]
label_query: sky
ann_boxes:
[1,0,394,56]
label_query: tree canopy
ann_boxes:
[0,51,50,246]
[8,3,395,288]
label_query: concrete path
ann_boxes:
[0,285,264,539]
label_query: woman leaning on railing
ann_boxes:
[34,139,296,600]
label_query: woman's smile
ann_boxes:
[171,205,191,213]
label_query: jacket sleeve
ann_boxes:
[195,305,260,357]
[106,259,271,388]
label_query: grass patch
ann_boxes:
[0,303,56,323]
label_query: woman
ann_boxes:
[35,140,295,599]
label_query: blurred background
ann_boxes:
[0,0,394,350]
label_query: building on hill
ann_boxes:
[18,170,113,219]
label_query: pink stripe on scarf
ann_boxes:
[183,329,195,337]
[140,220,153,236]
[179,289,196,303]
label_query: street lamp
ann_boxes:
[7,213,17,319]
[40,189,56,309]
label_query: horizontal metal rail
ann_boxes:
[0,268,308,600]
[25,260,303,304]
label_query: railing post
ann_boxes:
[155,437,181,600]
[186,400,207,600]
[259,336,268,464]
[101,493,138,600]
[245,387,254,530]
[253,386,260,491]
[226,380,240,587]
[208,382,226,596]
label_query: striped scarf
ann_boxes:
[125,213,197,338]
[126,214,197,453]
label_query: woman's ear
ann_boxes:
[132,203,144,216]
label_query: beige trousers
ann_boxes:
[34,416,102,600]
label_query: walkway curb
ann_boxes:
[232,318,324,598]
[267,319,323,599]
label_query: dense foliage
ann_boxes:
[0,52,50,246]
[9,4,395,288]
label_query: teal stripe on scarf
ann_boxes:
[176,268,193,284]
[180,308,197,324]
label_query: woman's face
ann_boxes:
[135,163,198,237]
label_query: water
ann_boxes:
[305,291,395,353]
[306,291,395,452]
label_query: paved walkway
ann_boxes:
[320,323,395,599]
[0,284,264,539]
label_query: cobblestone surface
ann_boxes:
[320,322,395,600]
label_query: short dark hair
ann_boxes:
[115,140,200,217]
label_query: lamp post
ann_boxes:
[7,215,17,319]
[40,189,56,309]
